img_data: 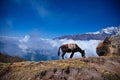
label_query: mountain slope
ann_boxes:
[0,56,120,80]
[54,27,118,40]
[0,52,25,63]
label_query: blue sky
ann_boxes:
[0,0,120,38]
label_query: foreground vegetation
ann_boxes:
[0,56,120,80]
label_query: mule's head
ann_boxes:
[81,50,86,58]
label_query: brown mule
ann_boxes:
[58,43,85,59]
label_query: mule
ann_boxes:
[58,43,85,59]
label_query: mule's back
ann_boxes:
[68,43,76,50]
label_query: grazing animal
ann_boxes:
[58,43,85,59]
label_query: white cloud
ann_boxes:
[36,5,49,18]
[18,34,101,59]
[0,34,101,61]
[31,0,50,18]
[19,35,30,43]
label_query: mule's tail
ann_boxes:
[58,47,61,56]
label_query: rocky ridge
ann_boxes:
[0,56,120,80]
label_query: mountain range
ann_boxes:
[54,27,118,40]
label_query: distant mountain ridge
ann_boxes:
[54,27,118,40]
[0,52,25,63]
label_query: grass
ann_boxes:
[0,58,92,80]
[0,55,120,80]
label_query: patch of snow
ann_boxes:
[86,26,118,34]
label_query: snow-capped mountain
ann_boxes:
[86,27,118,35]
[54,27,118,40]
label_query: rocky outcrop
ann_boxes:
[96,37,112,56]
[110,37,120,55]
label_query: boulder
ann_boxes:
[96,28,120,56]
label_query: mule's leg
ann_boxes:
[62,52,66,59]
[70,52,74,58]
